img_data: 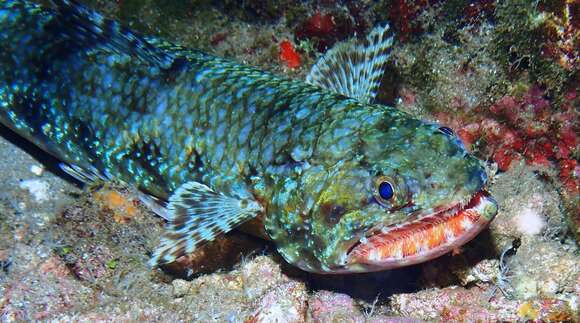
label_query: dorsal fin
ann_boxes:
[306,25,394,104]
[50,0,179,69]
[149,181,263,267]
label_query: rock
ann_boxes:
[172,279,192,298]
[160,232,263,278]
[308,290,365,323]
[489,162,566,246]
[509,239,579,300]
[242,255,289,299]
[247,281,308,323]
[454,258,501,286]
[391,286,507,321]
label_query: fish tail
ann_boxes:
[0,0,61,145]
[49,0,177,67]
[0,0,177,76]
[0,0,182,161]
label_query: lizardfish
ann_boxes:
[0,0,497,273]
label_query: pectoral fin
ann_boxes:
[306,25,394,103]
[60,162,112,184]
[149,181,263,267]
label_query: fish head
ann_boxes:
[265,106,497,273]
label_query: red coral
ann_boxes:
[558,159,579,193]
[456,123,480,148]
[453,86,578,194]
[302,12,336,37]
[388,0,440,41]
[556,124,577,159]
[493,147,517,172]
[295,11,356,52]
[463,0,495,25]
[279,40,301,69]
[536,1,579,70]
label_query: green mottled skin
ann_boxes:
[0,1,488,273]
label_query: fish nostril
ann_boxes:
[470,168,487,189]
[480,169,488,186]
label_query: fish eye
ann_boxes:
[374,176,396,206]
[378,181,394,200]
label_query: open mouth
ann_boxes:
[347,190,497,270]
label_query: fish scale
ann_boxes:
[2,4,328,195]
[1,0,497,273]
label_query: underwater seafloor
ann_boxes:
[0,0,578,321]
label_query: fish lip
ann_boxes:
[344,190,497,271]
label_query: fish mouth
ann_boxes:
[346,190,497,271]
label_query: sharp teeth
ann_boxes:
[394,245,404,259]
[419,242,430,254]
[445,228,455,241]
[368,249,381,262]
[461,218,473,230]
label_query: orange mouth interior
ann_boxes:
[347,191,492,268]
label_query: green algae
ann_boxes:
[492,0,573,97]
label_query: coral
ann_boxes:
[294,9,361,53]
[94,188,140,224]
[492,0,576,93]
[517,301,539,320]
[279,40,302,69]
[159,256,306,322]
[390,285,515,321]
[512,203,547,237]
[516,299,575,322]
[451,258,501,287]
[536,0,579,71]
[461,0,495,25]
[70,244,117,282]
[1,1,579,321]
[294,10,338,51]
[300,12,336,38]
[387,0,440,41]
[217,0,294,22]
[392,20,508,118]
[388,1,578,239]
[484,162,578,303]
[455,86,578,194]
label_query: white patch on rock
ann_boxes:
[30,165,45,176]
[513,206,546,236]
[19,179,51,202]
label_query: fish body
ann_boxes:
[0,0,497,273]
